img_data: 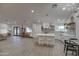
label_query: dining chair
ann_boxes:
[64,38,78,52]
[64,40,78,56]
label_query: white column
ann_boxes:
[75,19,79,38]
[32,23,41,37]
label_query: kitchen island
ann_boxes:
[35,33,56,47]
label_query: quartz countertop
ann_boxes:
[36,33,56,36]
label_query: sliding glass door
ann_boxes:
[13,27,20,36]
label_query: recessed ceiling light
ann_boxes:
[31,10,34,13]
[62,7,66,10]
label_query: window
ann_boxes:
[26,27,32,32]
[55,25,67,32]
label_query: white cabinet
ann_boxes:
[32,23,41,37]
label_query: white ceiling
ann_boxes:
[0,3,78,25]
